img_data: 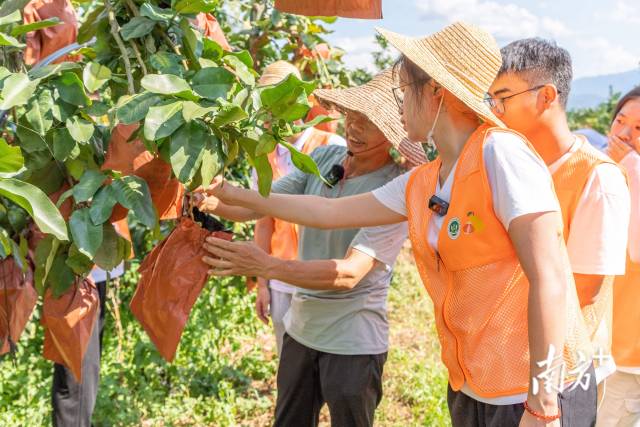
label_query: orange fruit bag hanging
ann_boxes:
[0,258,38,356]
[42,278,99,382]
[274,0,382,19]
[130,217,232,362]
[103,124,184,222]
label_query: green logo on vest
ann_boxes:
[447,217,461,240]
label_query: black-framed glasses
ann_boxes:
[484,85,561,115]
[392,79,429,109]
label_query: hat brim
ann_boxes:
[314,70,428,168]
[376,27,505,128]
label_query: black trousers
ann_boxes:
[447,364,597,427]
[51,280,106,427]
[274,333,387,427]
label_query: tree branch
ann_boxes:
[104,0,135,94]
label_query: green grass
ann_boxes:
[0,250,450,426]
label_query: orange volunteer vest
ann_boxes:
[612,256,640,367]
[406,124,592,398]
[551,135,622,365]
[267,128,333,260]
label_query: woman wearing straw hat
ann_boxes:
[201,22,596,426]
[198,69,424,426]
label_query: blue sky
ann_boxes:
[323,0,640,78]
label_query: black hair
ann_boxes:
[392,55,432,102]
[612,86,640,124]
[499,38,572,109]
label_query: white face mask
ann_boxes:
[426,94,444,147]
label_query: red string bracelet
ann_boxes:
[524,401,561,422]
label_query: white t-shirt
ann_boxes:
[548,137,629,276]
[373,129,560,405]
[251,128,345,294]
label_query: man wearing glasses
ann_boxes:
[487,38,630,393]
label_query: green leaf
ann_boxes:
[72,170,106,202]
[66,116,94,143]
[0,31,24,47]
[254,154,273,197]
[25,89,54,136]
[116,92,163,124]
[0,227,11,259]
[260,73,315,121]
[24,161,64,195]
[170,121,206,183]
[223,55,255,86]
[69,208,103,258]
[140,3,174,22]
[280,140,326,182]
[225,50,254,69]
[82,62,111,92]
[0,138,24,177]
[34,235,60,295]
[49,252,75,298]
[0,9,20,25]
[202,38,223,61]
[0,0,31,21]
[144,101,184,141]
[15,118,47,152]
[77,5,104,44]
[94,223,127,270]
[200,135,223,187]
[0,73,38,109]
[255,133,277,157]
[191,67,235,101]
[10,17,61,37]
[51,98,77,122]
[120,16,156,40]
[213,101,248,127]
[52,128,79,161]
[111,176,157,229]
[53,72,91,106]
[89,185,117,225]
[0,178,68,240]
[28,62,81,80]
[149,52,184,76]
[141,73,191,95]
[174,0,217,14]
[65,244,94,276]
[181,101,216,122]
[179,18,203,71]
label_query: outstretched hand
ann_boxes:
[202,236,274,278]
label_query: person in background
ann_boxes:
[197,69,425,427]
[251,60,345,355]
[487,38,630,393]
[200,22,597,426]
[597,86,640,427]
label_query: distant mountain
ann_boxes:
[568,69,640,111]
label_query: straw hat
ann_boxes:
[314,69,428,167]
[376,22,505,128]
[258,60,301,87]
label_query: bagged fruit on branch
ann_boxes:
[130,207,232,361]
[0,257,38,356]
[42,278,99,382]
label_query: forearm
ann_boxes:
[202,199,263,222]
[264,258,367,291]
[226,187,403,229]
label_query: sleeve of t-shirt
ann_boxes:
[250,168,258,191]
[620,150,640,263]
[370,169,415,217]
[349,222,409,270]
[483,131,560,230]
[565,163,630,275]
